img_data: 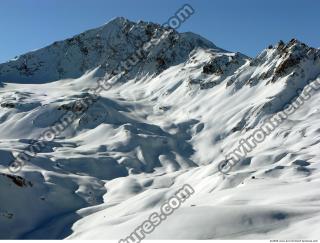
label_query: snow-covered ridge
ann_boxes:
[0,18,320,240]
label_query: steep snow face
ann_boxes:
[1,18,320,240]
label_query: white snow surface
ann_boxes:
[0,18,320,239]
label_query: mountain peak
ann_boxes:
[0,18,221,84]
[106,16,129,25]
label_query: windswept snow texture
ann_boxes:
[1,18,320,240]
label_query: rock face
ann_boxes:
[1,18,320,240]
[202,52,246,75]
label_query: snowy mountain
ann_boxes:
[0,17,216,83]
[0,17,320,240]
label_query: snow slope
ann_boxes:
[0,18,320,240]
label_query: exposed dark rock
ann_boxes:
[274,53,301,77]
[1,102,15,108]
[202,61,223,75]
[159,106,170,111]
[0,173,33,187]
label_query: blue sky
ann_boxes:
[0,0,319,63]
